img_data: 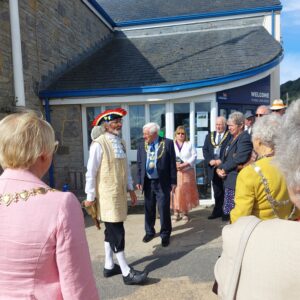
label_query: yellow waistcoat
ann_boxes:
[94,135,128,222]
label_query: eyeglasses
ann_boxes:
[177,132,185,135]
[255,114,265,117]
[53,141,59,154]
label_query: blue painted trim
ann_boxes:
[115,5,282,27]
[87,0,116,27]
[39,54,283,99]
[44,98,55,188]
[44,97,51,123]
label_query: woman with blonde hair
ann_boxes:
[0,110,99,299]
[171,126,199,222]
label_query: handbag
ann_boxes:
[213,217,262,299]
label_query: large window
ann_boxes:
[86,107,102,145]
[150,104,166,137]
[129,105,145,149]
[174,103,190,139]
[194,102,211,199]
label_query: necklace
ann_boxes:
[144,140,165,160]
[257,152,274,160]
[0,187,56,207]
[210,131,229,148]
[175,140,184,152]
[252,163,296,220]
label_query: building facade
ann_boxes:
[2,1,283,200]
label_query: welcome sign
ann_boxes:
[217,76,270,105]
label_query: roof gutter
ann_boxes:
[39,53,283,99]
[86,0,116,27]
[88,4,282,28]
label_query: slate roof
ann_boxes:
[45,26,282,93]
[95,0,281,24]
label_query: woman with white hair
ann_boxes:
[214,100,300,299]
[230,114,298,223]
[0,111,99,299]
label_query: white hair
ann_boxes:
[228,111,244,126]
[91,125,106,140]
[216,116,227,125]
[143,122,160,134]
[256,105,270,114]
[252,114,281,149]
[274,99,300,189]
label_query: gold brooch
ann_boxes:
[0,187,56,207]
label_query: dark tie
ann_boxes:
[217,134,221,145]
[146,143,155,174]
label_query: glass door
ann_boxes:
[194,102,211,200]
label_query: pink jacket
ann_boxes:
[0,169,99,300]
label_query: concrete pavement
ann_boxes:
[85,205,225,300]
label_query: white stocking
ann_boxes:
[115,251,130,276]
[104,242,114,269]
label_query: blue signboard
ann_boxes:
[217,76,270,105]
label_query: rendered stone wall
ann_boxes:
[51,105,85,194]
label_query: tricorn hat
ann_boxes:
[92,108,127,126]
[270,99,287,111]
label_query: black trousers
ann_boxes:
[104,222,125,253]
[144,178,172,239]
[211,170,225,216]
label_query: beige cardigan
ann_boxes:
[215,216,300,300]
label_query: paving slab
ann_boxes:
[85,206,226,300]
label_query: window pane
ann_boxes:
[174,103,190,139]
[150,104,166,137]
[129,105,145,150]
[86,107,102,146]
[105,105,119,110]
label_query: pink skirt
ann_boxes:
[171,168,199,213]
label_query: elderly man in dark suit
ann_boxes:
[136,123,177,247]
[203,116,231,220]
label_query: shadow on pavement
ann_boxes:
[129,208,224,274]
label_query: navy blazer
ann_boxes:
[218,131,253,189]
[203,131,231,182]
[136,137,177,191]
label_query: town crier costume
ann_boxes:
[83,108,148,285]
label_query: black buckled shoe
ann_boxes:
[142,234,154,243]
[161,237,170,247]
[103,264,122,278]
[208,213,222,220]
[123,268,148,285]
